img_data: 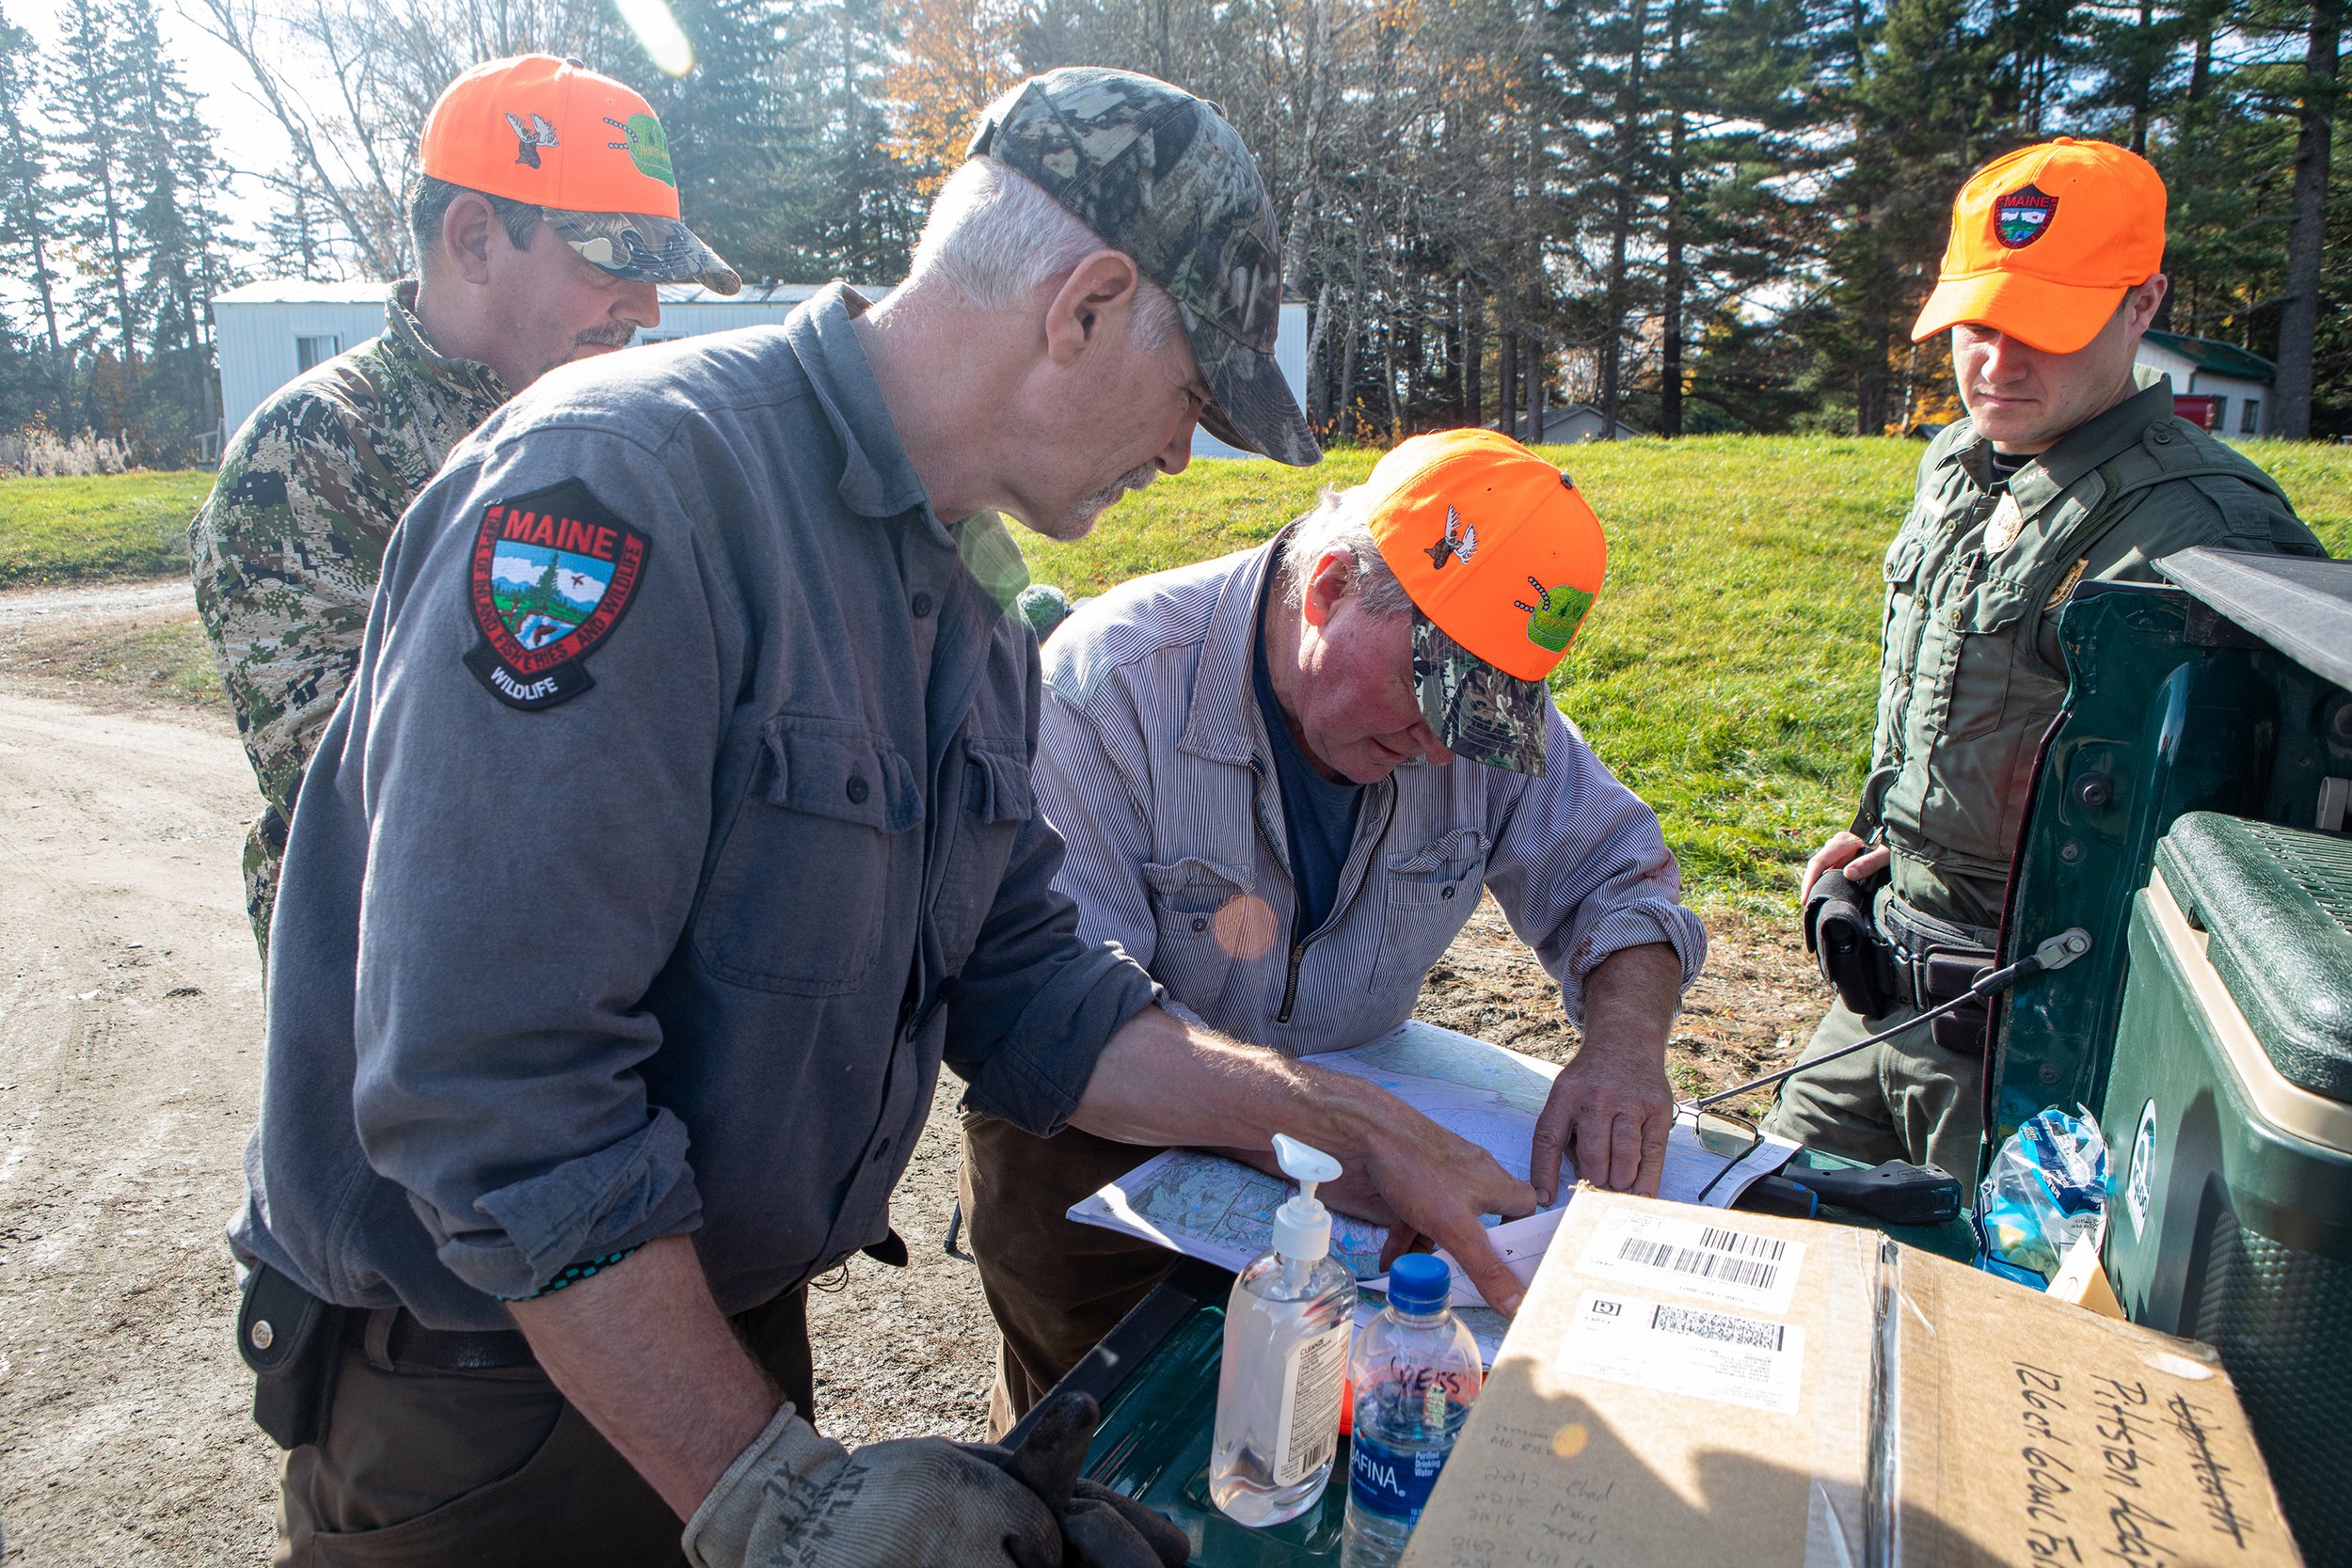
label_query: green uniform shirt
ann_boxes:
[1875,378,2325,932]
[189,282,509,953]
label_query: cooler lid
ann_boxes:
[2154,548,2352,691]
[2155,813,2352,1102]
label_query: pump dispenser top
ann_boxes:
[1270,1133,1341,1261]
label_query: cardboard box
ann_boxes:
[1404,1189,2299,1568]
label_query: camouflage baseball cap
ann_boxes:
[542,209,740,294]
[1411,614,1556,774]
[966,67,1319,467]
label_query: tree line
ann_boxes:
[1,0,2344,467]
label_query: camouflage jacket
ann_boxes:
[189,281,509,953]
[1872,378,2324,933]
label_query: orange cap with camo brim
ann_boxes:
[419,54,739,294]
[1911,136,2164,354]
[1363,429,1606,775]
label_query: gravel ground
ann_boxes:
[0,584,1826,1561]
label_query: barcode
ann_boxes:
[1652,1304,1786,1352]
[1615,1237,1784,1291]
[1699,1227,1787,1261]
[1290,1420,1338,1481]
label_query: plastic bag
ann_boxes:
[1976,1105,2107,1284]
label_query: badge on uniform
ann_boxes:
[464,480,649,710]
[1984,492,2026,555]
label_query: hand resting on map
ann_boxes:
[1529,942,1685,1207]
[1069,1005,1541,1313]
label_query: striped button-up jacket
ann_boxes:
[1036,535,1707,1056]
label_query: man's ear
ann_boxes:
[1301,548,1355,628]
[2125,273,2169,333]
[1041,249,1143,368]
[439,192,500,287]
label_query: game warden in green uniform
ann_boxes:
[1766,136,2327,1178]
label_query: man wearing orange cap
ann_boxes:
[1768,138,2323,1178]
[961,429,1706,1433]
[190,54,737,958]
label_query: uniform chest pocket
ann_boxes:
[1931,581,2034,743]
[1141,857,1273,1005]
[1375,828,1486,985]
[931,736,1035,977]
[695,714,921,996]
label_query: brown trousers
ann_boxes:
[958,1113,1175,1440]
[272,1289,815,1568]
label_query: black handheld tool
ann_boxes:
[1778,1160,1963,1227]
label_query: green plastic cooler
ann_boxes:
[2102,811,2352,1565]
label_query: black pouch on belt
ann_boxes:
[1804,865,1895,1019]
[236,1261,345,1449]
[1923,952,1994,1053]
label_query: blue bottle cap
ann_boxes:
[1388,1253,1451,1313]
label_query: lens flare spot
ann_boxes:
[1550,1422,1589,1459]
[616,0,694,76]
[1214,894,1282,961]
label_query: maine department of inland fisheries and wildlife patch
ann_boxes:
[464,480,649,710]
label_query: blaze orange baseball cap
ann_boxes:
[419,55,739,294]
[1362,429,1606,774]
[1911,136,2164,354]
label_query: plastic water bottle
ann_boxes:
[1340,1253,1483,1566]
[1208,1134,1359,1526]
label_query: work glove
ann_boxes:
[683,1391,1189,1568]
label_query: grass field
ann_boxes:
[1023,436,2352,912]
[5,447,2344,907]
[0,470,212,587]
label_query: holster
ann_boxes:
[236,1261,344,1450]
[1804,865,1896,1019]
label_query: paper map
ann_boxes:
[1068,1019,1798,1351]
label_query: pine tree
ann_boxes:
[0,8,64,359]
[46,0,146,363]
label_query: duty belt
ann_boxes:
[1877,892,1999,1053]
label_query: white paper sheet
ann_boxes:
[1066,1021,1799,1314]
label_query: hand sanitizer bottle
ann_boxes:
[1208,1134,1359,1527]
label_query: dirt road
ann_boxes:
[0,590,1823,1563]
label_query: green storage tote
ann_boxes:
[2102,811,2352,1566]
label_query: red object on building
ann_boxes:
[2174,395,2218,430]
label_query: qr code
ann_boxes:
[1652,1303,1786,1352]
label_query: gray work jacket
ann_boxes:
[1035,537,1705,1053]
[232,284,1158,1329]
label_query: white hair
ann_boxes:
[1279,483,1413,616]
[906,156,1185,355]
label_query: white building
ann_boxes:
[211,279,1309,462]
[2135,328,2276,438]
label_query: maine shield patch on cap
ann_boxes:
[1994,182,2058,248]
[464,480,650,710]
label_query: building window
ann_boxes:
[295,334,341,372]
[2206,395,2227,431]
[2242,400,2262,435]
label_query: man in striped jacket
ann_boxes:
[960,430,1708,1433]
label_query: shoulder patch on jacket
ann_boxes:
[462,479,650,711]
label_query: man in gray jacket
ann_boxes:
[234,70,1536,1568]
[963,429,1707,1432]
